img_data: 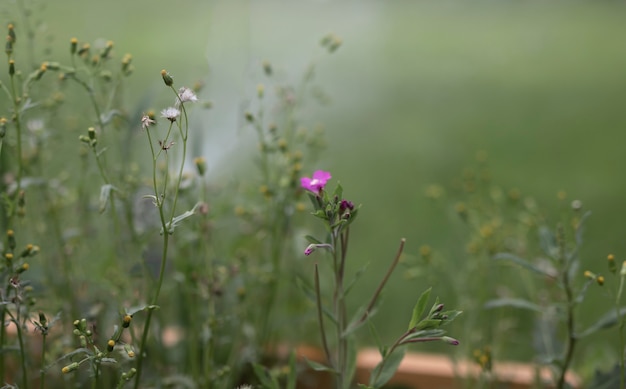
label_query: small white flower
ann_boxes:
[161,107,180,122]
[141,114,155,130]
[176,87,198,106]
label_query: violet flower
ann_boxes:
[301,170,331,193]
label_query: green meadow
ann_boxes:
[2,0,626,386]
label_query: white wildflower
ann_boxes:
[161,107,180,122]
[176,86,198,106]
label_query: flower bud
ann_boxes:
[161,69,173,86]
[107,339,115,352]
[262,60,272,76]
[62,362,79,374]
[70,37,78,55]
[6,36,13,56]
[194,157,207,177]
[7,24,15,43]
[441,336,460,346]
[7,229,16,250]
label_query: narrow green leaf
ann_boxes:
[99,184,115,213]
[286,351,297,389]
[333,182,343,200]
[408,287,431,330]
[493,252,555,278]
[370,348,405,388]
[367,317,384,355]
[304,357,337,373]
[162,202,201,234]
[252,363,276,388]
[304,235,323,244]
[345,262,370,296]
[343,339,357,389]
[539,226,558,257]
[484,298,543,312]
[578,307,626,338]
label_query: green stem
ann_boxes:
[314,263,333,368]
[134,91,189,389]
[557,226,575,389]
[7,310,28,389]
[40,333,46,389]
[616,274,625,389]
[0,308,5,383]
[69,76,105,130]
[133,233,169,389]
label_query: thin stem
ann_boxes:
[7,310,28,389]
[134,91,188,388]
[315,263,333,368]
[357,238,406,325]
[133,233,169,389]
[40,333,47,389]
[557,225,575,389]
[616,273,625,389]
[68,76,105,130]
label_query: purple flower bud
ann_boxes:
[339,200,354,213]
[442,336,460,346]
[304,244,315,256]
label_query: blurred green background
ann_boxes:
[6,0,626,378]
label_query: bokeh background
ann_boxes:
[5,0,626,379]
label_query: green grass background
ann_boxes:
[4,0,626,380]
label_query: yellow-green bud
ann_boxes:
[6,35,13,56]
[124,343,135,358]
[7,229,16,250]
[194,157,207,177]
[107,339,115,352]
[62,362,79,374]
[122,314,132,328]
[17,263,28,273]
[100,40,113,58]
[70,37,78,55]
[77,43,90,57]
[0,117,6,138]
[161,69,173,86]
[262,60,272,76]
[7,24,15,43]
[8,59,15,76]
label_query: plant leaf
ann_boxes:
[252,363,277,389]
[578,307,626,338]
[484,298,543,312]
[305,235,323,244]
[408,287,431,330]
[304,358,337,373]
[493,253,554,278]
[539,226,558,258]
[99,184,116,213]
[161,202,201,234]
[369,348,405,388]
[286,351,297,389]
